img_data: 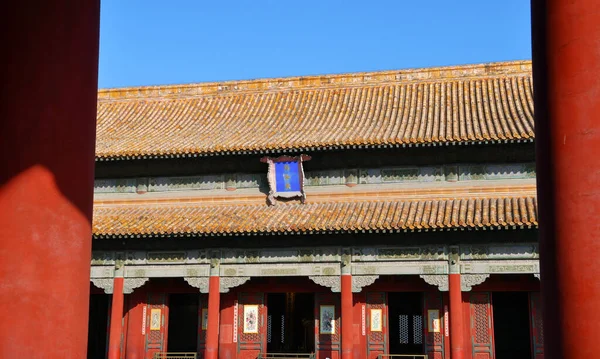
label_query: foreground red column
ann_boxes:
[448,274,464,359]
[531,1,600,358]
[341,274,353,359]
[205,275,221,359]
[108,277,125,359]
[0,1,100,358]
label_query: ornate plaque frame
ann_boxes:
[260,154,311,205]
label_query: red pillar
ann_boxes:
[531,1,600,358]
[341,274,353,359]
[0,1,100,358]
[205,276,221,359]
[108,278,125,359]
[449,274,464,359]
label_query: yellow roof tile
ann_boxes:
[96,60,533,159]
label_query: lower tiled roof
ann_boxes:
[92,195,538,237]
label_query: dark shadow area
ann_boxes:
[492,292,531,359]
[267,293,315,353]
[87,294,110,359]
[167,293,200,352]
[388,292,424,355]
[93,228,539,251]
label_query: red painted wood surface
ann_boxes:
[469,292,494,359]
[145,293,169,359]
[366,292,387,359]
[205,276,220,359]
[0,1,99,358]
[424,291,444,359]
[531,1,600,358]
[341,275,353,359]
[449,274,465,359]
[237,292,266,359]
[353,293,367,359]
[219,292,237,359]
[529,292,544,359]
[125,290,146,359]
[315,292,341,359]
[109,278,125,359]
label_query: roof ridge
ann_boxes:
[98,60,532,101]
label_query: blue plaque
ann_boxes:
[261,155,311,205]
[274,161,301,192]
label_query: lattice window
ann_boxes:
[399,315,409,344]
[413,315,423,344]
[281,315,285,343]
[267,315,272,343]
[473,302,490,343]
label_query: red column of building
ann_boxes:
[531,1,600,358]
[205,276,221,359]
[109,278,125,359]
[0,1,100,358]
[449,274,464,359]
[341,274,353,359]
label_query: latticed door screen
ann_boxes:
[470,292,494,359]
[266,314,286,345]
[315,292,341,359]
[529,292,544,359]
[366,292,387,359]
[237,292,266,359]
[145,293,169,359]
[423,292,443,359]
[197,294,207,356]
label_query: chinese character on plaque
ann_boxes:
[260,154,311,205]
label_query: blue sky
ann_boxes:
[98,1,531,88]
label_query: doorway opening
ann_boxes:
[492,292,531,359]
[267,293,315,353]
[167,293,199,353]
[388,292,424,355]
[87,294,110,359]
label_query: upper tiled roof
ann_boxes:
[92,195,538,238]
[96,60,533,159]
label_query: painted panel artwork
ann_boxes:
[370,309,383,332]
[261,155,311,205]
[320,305,336,334]
[201,308,208,330]
[243,305,259,334]
[427,309,440,333]
[150,308,161,331]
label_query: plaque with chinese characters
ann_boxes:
[260,154,311,205]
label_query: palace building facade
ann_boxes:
[89,60,541,359]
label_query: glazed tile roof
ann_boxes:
[96,60,533,159]
[92,195,538,237]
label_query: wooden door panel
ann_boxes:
[315,292,341,359]
[366,292,387,359]
[145,293,168,359]
[424,292,444,359]
[470,292,494,359]
[237,292,266,359]
[198,294,207,357]
[529,292,544,359]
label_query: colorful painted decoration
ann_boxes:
[427,309,440,333]
[370,309,383,332]
[260,154,311,205]
[201,308,208,330]
[243,305,259,334]
[150,308,161,331]
[319,305,336,334]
